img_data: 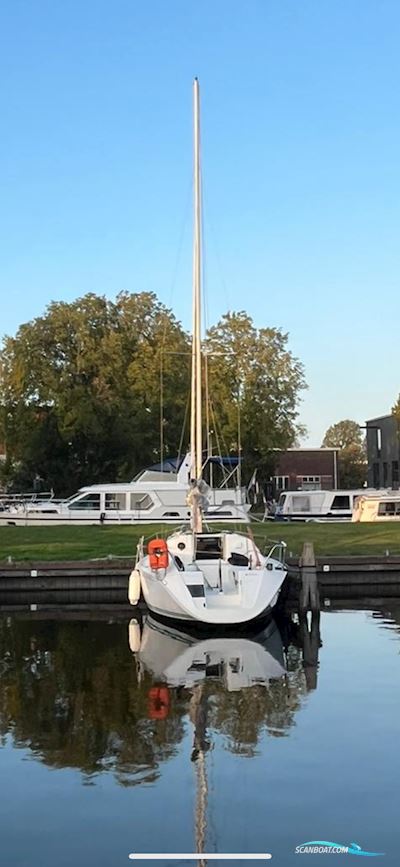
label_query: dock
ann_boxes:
[0,550,400,609]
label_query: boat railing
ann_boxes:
[265,540,287,566]
[0,491,57,507]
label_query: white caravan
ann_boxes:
[352,492,400,522]
[275,488,384,522]
[0,454,250,527]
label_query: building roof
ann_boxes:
[365,415,393,424]
[272,447,339,453]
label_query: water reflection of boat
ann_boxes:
[129,615,286,861]
[129,615,286,690]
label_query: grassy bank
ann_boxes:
[0,522,399,562]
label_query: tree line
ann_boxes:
[0,291,307,495]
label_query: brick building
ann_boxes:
[366,415,400,489]
[271,448,339,493]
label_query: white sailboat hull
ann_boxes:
[140,572,282,624]
[134,530,286,626]
[140,569,283,624]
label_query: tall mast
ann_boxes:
[190,77,203,533]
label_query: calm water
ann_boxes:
[0,608,399,867]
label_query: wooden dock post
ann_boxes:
[299,541,320,613]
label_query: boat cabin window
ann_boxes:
[378,501,400,516]
[278,494,287,507]
[130,493,154,511]
[68,494,101,510]
[105,492,127,511]
[331,495,350,511]
[196,536,222,560]
[292,495,311,512]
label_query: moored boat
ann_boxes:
[0,452,250,526]
[130,79,287,626]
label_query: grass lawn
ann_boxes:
[0,521,399,561]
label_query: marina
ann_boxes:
[1,4,400,864]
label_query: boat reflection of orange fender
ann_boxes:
[148,539,169,570]
[148,685,170,720]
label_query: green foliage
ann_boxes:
[205,312,307,479]
[392,395,400,425]
[322,419,367,488]
[0,296,307,494]
[0,292,190,494]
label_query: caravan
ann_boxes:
[352,492,400,522]
[275,488,383,522]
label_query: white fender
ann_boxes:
[128,568,141,605]
[128,619,141,653]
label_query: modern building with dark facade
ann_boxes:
[271,448,339,493]
[366,415,400,489]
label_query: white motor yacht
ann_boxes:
[0,453,250,526]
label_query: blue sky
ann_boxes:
[1,0,399,444]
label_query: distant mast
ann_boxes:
[190,77,203,533]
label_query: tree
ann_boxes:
[0,297,307,494]
[322,419,367,488]
[0,292,190,494]
[205,311,307,479]
[392,395,400,425]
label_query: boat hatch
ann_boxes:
[196,536,223,560]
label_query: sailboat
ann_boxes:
[128,79,287,626]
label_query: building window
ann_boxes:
[392,461,399,486]
[299,475,321,491]
[376,428,382,456]
[383,462,388,487]
[273,475,289,491]
[373,463,380,488]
